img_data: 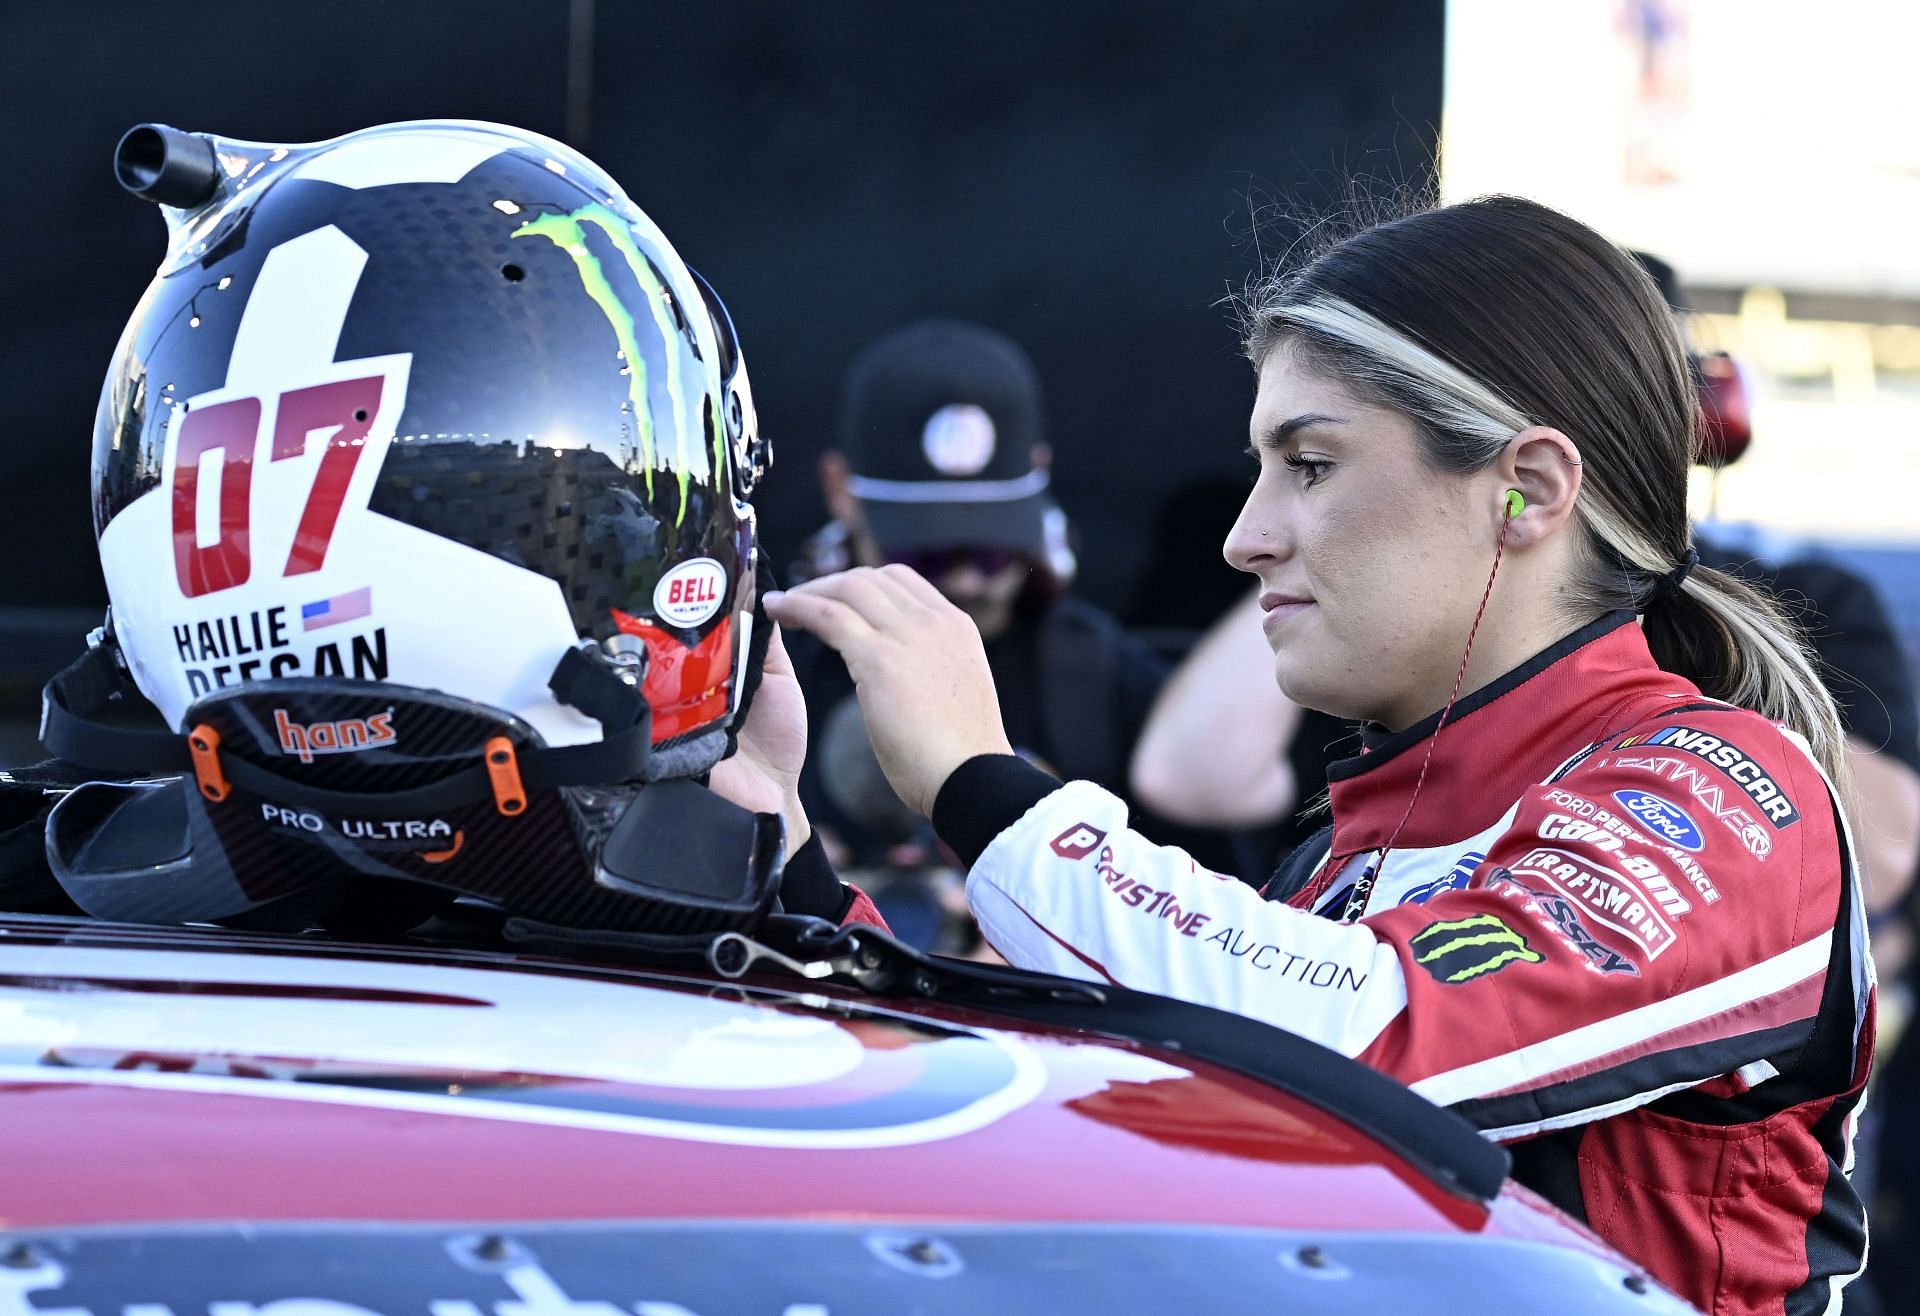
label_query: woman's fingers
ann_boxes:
[764,565,1011,817]
[766,566,947,649]
[874,561,955,611]
[763,581,879,650]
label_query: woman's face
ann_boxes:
[1225,348,1504,729]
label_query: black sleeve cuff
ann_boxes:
[779,831,854,923]
[931,753,1063,868]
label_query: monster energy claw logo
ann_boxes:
[512,204,718,525]
[1410,912,1544,984]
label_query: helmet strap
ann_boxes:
[40,632,658,817]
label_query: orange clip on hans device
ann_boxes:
[484,736,527,816]
[187,724,231,803]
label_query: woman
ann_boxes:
[730,196,1872,1314]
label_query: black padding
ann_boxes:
[0,760,99,913]
[318,878,461,936]
[44,779,257,925]
[49,779,190,871]
[597,778,781,913]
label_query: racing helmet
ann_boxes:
[42,121,782,934]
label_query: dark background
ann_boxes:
[0,0,1441,751]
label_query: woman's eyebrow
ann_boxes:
[1254,412,1346,451]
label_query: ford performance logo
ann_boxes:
[1612,790,1705,852]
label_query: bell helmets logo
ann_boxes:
[654,557,728,627]
[274,708,397,763]
[1050,823,1108,861]
[1611,790,1706,852]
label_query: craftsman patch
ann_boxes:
[1409,912,1544,985]
[1490,870,1640,976]
[1510,845,1679,960]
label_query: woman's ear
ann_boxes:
[1499,426,1583,545]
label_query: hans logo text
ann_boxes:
[274,708,398,763]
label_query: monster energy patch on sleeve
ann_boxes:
[1409,912,1545,985]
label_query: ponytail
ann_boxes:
[1651,568,1853,795]
[1577,493,1852,793]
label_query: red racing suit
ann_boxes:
[932,613,1873,1316]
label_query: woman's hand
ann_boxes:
[765,565,1014,817]
[707,626,812,849]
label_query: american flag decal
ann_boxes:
[302,586,373,632]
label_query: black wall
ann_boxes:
[0,0,1439,646]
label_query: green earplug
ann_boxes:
[1504,489,1526,519]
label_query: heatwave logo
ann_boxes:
[273,708,398,763]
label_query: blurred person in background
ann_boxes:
[787,319,1184,942]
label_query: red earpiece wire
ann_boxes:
[1337,504,1515,923]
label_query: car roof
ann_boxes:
[0,911,1583,1247]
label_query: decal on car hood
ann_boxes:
[0,942,1045,1149]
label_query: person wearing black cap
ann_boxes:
[789,319,1172,875]
[801,319,1076,642]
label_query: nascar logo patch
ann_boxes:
[1618,726,1801,826]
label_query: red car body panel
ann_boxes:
[0,914,1618,1274]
